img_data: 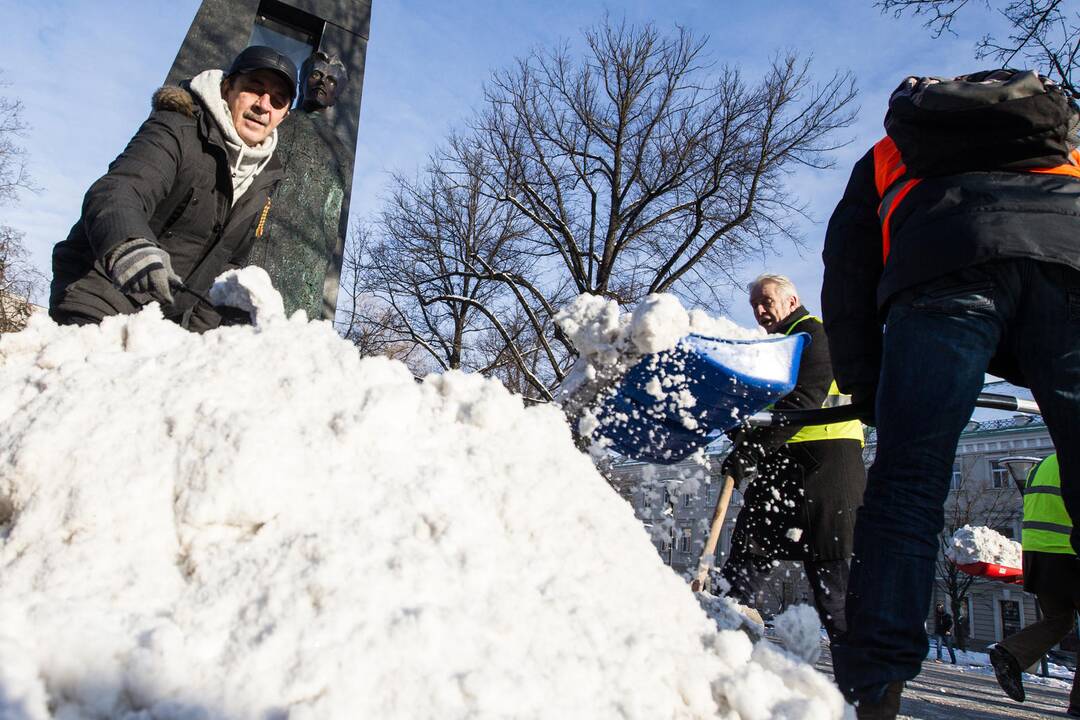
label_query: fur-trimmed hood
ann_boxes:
[152,85,197,118]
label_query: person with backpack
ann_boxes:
[932,602,956,664]
[989,454,1080,717]
[819,69,1080,719]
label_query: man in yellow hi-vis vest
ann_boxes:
[989,454,1080,716]
[719,274,866,641]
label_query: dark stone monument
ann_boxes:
[165,0,371,320]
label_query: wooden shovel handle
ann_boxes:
[690,474,736,592]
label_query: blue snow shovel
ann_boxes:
[592,332,810,464]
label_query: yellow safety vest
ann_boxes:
[784,314,865,445]
[1022,454,1074,556]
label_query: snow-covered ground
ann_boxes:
[0,280,850,719]
[923,646,1073,686]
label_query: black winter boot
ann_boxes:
[988,643,1025,702]
[854,681,904,720]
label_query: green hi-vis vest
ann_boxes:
[784,315,865,445]
[1022,454,1074,556]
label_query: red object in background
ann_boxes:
[956,561,1023,583]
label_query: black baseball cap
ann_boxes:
[227,46,298,100]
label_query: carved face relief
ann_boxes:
[299,53,347,112]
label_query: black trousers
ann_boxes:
[722,552,851,642]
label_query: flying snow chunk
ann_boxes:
[630,293,690,354]
[774,604,823,665]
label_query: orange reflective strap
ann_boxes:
[871,140,1080,263]
[1028,149,1080,179]
[877,178,921,261]
[872,137,917,261]
[872,137,907,196]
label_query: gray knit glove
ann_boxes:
[105,239,181,306]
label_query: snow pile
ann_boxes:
[0,291,848,718]
[773,605,823,665]
[208,265,285,326]
[947,525,1023,568]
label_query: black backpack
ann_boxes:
[885,69,1079,177]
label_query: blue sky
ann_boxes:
[0,0,1007,328]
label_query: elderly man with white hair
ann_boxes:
[719,273,867,642]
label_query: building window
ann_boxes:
[999,599,1022,639]
[682,492,693,508]
[680,528,692,552]
[991,462,1010,489]
[950,462,963,490]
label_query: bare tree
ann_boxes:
[937,454,1023,650]
[362,19,857,401]
[878,0,1080,94]
[1,226,43,333]
[0,71,41,334]
[0,77,31,206]
[355,142,578,401]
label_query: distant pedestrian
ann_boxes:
[954,606,968,651]
[933,602,956,664]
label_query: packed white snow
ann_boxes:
[947,525,1023,568]
[0,280,849,719]
[691,335,798,383]
[630,294,692,354]
[208,265,285,325]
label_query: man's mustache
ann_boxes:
[242,110,269,126]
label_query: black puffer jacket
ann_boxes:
[821,147,1080,393]
[50,84,284,332]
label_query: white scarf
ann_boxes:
[189,69,278,205]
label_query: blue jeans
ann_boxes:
[832,260,1080,703]
[934,633,956,663]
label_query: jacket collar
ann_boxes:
[774,305,809,335]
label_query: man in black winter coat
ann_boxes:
[932,602,956,664]
[49,46,297,332]
[821,70,1080,718]
[720,274,866,642]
